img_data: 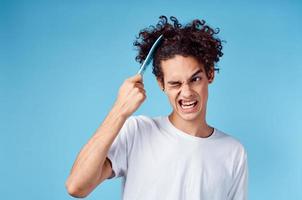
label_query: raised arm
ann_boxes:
[65,74,146,198]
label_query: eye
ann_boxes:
[169,82,181,88]
[191,76,202,82]
[172,83,181,87]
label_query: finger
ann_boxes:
[134,82,144,90]
[130,87,146,96]
[127,74,143,83]
[138,88,146,95]
[136,90,146,100]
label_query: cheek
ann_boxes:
[194,84,208,99]
[166,91,178,104]
[199,86,209,100]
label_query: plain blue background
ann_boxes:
[1,0,301,199]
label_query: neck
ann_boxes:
[168,111,213,138]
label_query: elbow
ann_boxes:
[65,180,89,199]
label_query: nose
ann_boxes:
[180,82,194,98]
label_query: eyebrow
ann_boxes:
[190,69,203,78]
[167,69,203,84]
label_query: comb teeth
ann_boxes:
[137,35,163,75]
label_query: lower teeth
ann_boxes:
[181,103,196,109]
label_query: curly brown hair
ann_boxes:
[134,15,224,84]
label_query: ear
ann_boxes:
[156,78,165,91]
[208,67,215,84]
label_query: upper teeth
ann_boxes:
[181,100,196,105]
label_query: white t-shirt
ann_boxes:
[107,115,248,200]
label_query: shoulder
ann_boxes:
[214,128,247,158]
[214,129,248,174]
[129,115,161,128]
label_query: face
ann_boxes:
[158,55,214,122]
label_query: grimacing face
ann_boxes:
[157,55,214,122]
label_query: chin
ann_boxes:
[177,112,201,122]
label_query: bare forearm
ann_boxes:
[66,105,127,194]
[66,74,145,197]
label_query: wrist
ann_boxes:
[110,102,129,120]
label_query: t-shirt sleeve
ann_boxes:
[106,116,137,179]
[227,146,249,200]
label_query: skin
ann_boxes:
[65,54,215,198]
[157,55,215,138]
[65,75,146,198]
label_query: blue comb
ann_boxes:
[137,35,163,75]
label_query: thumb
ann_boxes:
[128,73,143,83]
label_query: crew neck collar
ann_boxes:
[159,116,217,142]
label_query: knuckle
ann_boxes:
[123,81,130,87]
[139,92,145,99]
[127,82,134,89]
[133,87,139,93]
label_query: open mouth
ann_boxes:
[178,99,198,110]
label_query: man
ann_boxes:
[66,16,248,200]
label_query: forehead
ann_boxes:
[160,55,205,80]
